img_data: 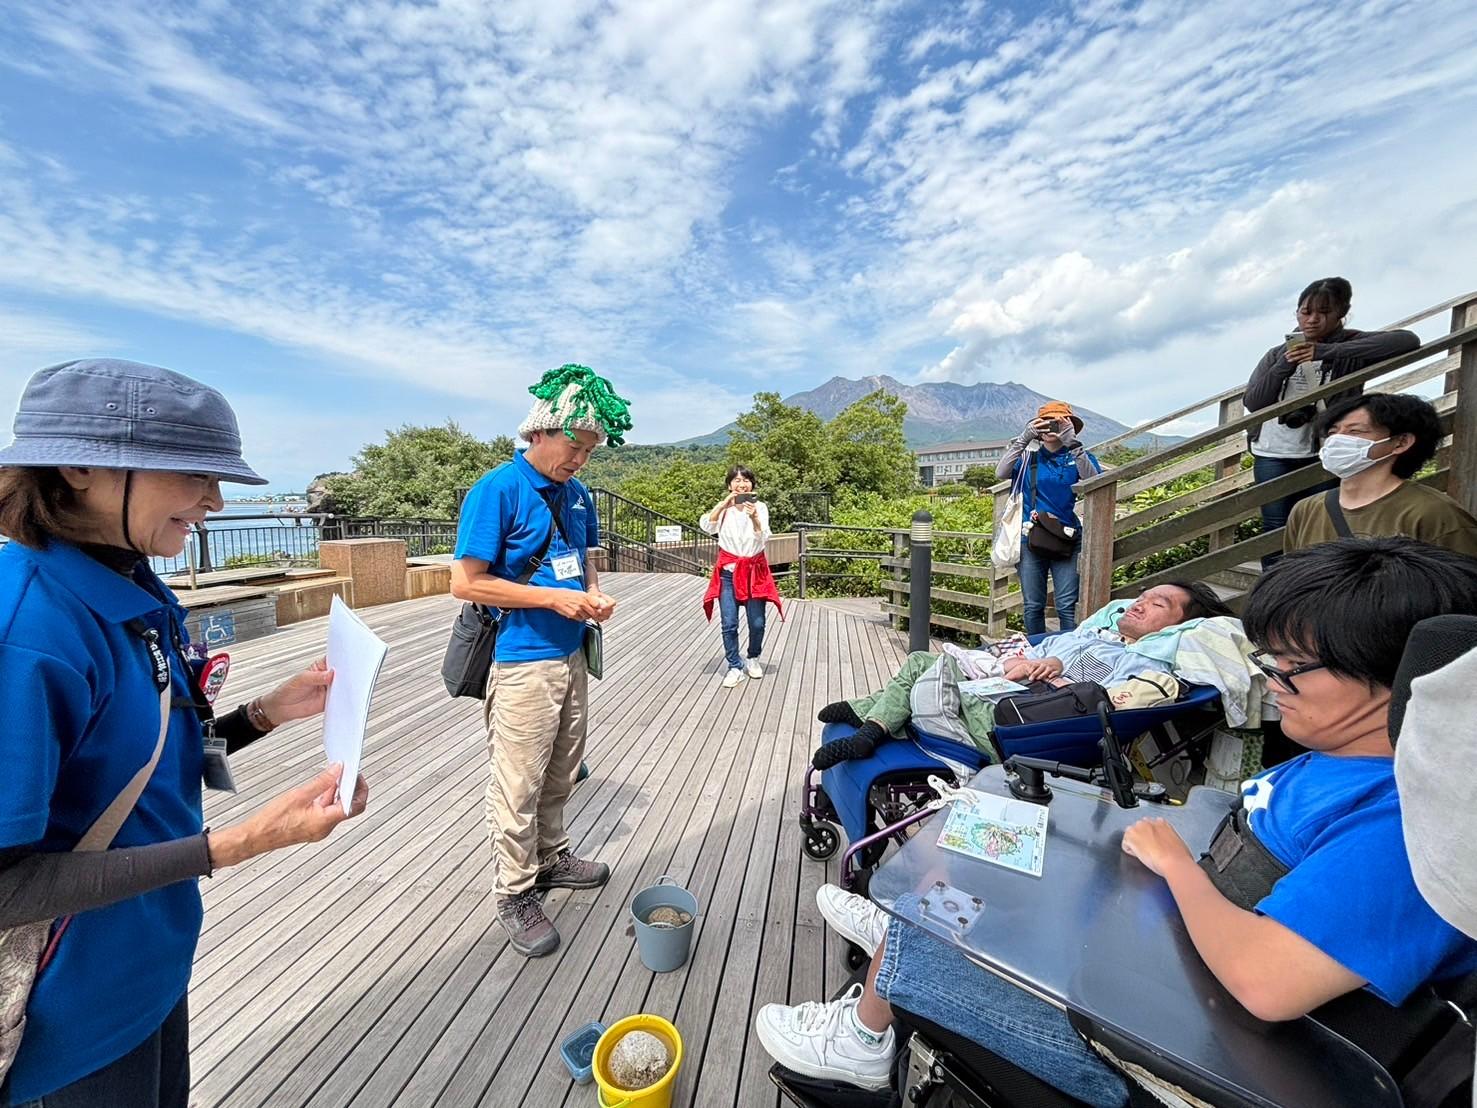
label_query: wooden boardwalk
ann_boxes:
[190,572,914,1108]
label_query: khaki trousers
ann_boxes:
[483,649,588,896]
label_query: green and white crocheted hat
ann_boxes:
[517,364,634,447]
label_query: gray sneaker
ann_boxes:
[534,850,610,890]
[496,891,559,957]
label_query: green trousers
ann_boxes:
[848,651,997,750]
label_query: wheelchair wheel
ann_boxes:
[802,820,841,860]
[845,942,869,971]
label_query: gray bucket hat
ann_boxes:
[0,358,267,485]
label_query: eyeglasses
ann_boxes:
[1250,651,1326,696]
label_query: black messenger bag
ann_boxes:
[994,680,1112,727]
[440,521,555,699]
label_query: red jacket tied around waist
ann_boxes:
[703,550,785,621]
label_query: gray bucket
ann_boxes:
[630,875,697,973]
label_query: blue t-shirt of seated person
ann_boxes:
[454,451,601,663]
[1242,752,1477,1006]
[0,540,205,1103]
[1006,444,1102,533]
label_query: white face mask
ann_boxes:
[1319,433,1391,479]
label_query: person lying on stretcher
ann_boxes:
[812,580,1232,768]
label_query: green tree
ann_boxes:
[962,465,995,489]
[612,456,731,523]
[826,391,917,499]
[324,423,514,518]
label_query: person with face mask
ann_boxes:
[1284,393,1477,557]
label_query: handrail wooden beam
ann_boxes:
[1076,326,1475,494]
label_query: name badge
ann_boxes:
[551,553,582,581]
[202,728,238,793]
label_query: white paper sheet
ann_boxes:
[323,595,389,813]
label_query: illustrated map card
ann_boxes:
[936,789,1050,877]
[957,676,1030,701]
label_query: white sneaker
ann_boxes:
[745,658,764,679]
[816,884,889,957]
[755,983,894,1090]
[722,667,745,689]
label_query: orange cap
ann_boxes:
[1036,401,1084,434]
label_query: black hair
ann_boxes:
[1243,538,1477,688]
[1317,392,1442,479]
[1297,276,1352,319]
[726,465,757,489]
[1161,579,1234,621]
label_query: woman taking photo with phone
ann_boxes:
[1244,277,1419,567]
[699,466,783,689]
[995,401,1102,635]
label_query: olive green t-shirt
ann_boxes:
[1285,481,1477,557]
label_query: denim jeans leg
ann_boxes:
[1018,541,1049,636]
[745,599,766,659]
[877,924,1128,1107]
[1051,549,1082,631]
[718,573,742,670]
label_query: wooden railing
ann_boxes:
[988,289,1477,618]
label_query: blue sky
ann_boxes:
[3,0,1477,491]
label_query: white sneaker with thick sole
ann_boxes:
[745,658,764,679]
[816,884,889,957]
[755,983,894,1091]
[722,667,745,689]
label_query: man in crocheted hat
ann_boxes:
[451,364,631,956]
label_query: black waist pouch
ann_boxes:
[994,681,1111,726]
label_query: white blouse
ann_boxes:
[699,500,771,559]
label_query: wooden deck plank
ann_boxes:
[188,573,915,1108]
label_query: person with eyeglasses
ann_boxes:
[757,537,1477,1104]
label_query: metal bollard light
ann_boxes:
[909,510,933,653]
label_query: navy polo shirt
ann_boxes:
[453,451,601,663]
[1006,444,1102,532]
[0,539,205,1102]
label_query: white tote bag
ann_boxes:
[991,457,1028,569]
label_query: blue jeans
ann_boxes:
[877,922,1128,1107]
[1252,455,1336,569]
[718,571,765,670]
[1018,539,1081,636]
[7,996,189,1108]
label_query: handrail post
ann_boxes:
[195,520,213,572]
[797,526,808,599]
[909,511,933,652]
[891,531,906,632]
[1078,481,1117,615]
[1209,396,1245,552]
[1450,297,1477,514]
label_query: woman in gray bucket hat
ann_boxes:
[0,360,368,1108]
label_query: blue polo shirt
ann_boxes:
[453,451,601,663]
[0,539,206,1103]
[1242,753,1477,1006]
[1006,444,1102,532]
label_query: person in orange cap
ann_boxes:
[995,401,1102,634]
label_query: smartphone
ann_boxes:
[1285,330,1308,350]
[732,493,757,504]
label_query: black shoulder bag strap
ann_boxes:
[1324,488,1354,539]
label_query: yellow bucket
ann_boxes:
[592,1014,683,1108]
